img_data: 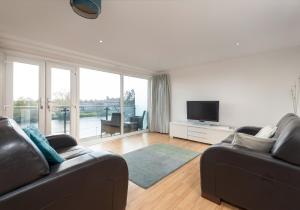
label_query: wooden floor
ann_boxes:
[89,133,239,210]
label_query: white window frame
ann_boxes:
[77,66,123,139]
[4,56,46,132]
[120,75,124,135]
[0,51,5,116]
[45,62,78,137]
[0,51,152,141]
[122,74,150,134]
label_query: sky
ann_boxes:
[12,63,148,113]
[13,62,39,100]
[80,68,148,114]
[80,67,120,100]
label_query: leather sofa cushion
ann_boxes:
[0,118,49,196]
[222,134,234,144]
[233,133,276,153]
[57,145,92,160]
[272,116,300,166]
[23,126,64,165]
[274,113,298,138]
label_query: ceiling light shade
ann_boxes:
[70,0,101,19]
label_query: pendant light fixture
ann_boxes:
[70,0,101,19]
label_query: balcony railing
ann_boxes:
[13,105,39,128]
[79,104,136,139]
[79,104,135,121]
[12,104,145,139]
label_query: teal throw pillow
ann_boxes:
[23,126,64,165]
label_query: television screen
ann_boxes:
[187,101,219,122]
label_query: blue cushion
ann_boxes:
[23,126,64,165]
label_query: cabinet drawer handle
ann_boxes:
[189,131,207,134]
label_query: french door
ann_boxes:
[4,56,149,141]
[5,57,46,131]
[4,57,77,137]
[45,63,77,136]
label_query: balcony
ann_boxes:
[12,104,145,139]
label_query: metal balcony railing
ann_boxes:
[12,104,142,138]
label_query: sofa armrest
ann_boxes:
[200,143,300,205]
[46,134,77,150]
[0,150,128,210]
[222,126,262,144]
[236,126,262,135]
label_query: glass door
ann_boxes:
[5,58,45,131]
[79,68,120,140]
[45,63,77,136]
[4,57,149,141]
[123,76,148,134]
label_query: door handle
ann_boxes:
[39,98,44,109]
[47,98,53,110]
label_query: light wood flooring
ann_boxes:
[88,133,239,210]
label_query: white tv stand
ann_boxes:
[170,121,235,145]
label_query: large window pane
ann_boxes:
[123,76,148,134]
[13,62,39,128]
[79,68,120,139]
[50,68,71,134]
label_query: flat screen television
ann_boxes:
[187,101,219,122]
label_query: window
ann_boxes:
[4,56,149,142]
[12,62,40,128]
[79,68,121,139]
[49,67,71,134]
[123,76,148,134]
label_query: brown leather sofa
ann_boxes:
[201,113,300,210]
[0,117,128,210]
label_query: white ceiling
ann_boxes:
[0,0,300,72]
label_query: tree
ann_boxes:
[52,91,71,120]
[13,97,38,123]
[124,89,136,120]
[124,89,135,105]
[53,91,70,106]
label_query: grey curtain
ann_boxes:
[150,74,171,133]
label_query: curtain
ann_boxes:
[150,74,171,133]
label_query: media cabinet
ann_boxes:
[170,121,235,144]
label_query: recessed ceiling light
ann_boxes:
[235,42,240,46]
[99,40,103,43]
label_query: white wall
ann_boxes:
[170,47,300,127]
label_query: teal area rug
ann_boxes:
[123,144,200,189]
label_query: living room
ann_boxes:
[0,1,300,210]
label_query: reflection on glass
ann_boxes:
[79,68,120,139]
[123,76,148,134]
[50,68,71,134]
[13,62,39,128]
